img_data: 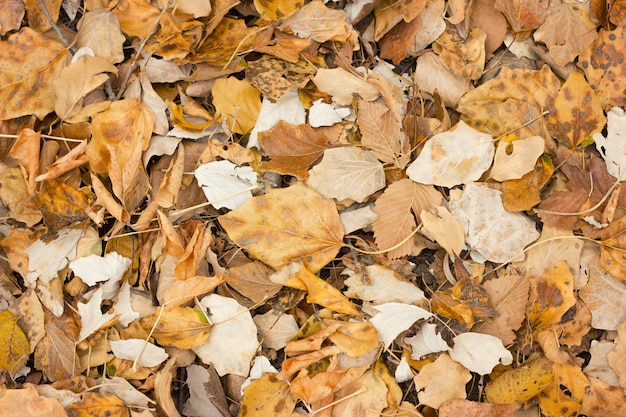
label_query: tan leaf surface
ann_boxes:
[0,385,66,417]
[219,182,344,272]
[490,136,544,181]
[580,377,626,417]
[75,9,126,64]
[414,51,469,107]
[358,99,409,168]
[53,55,117,122]
[0,164,42,226]
[112,0,160,38]
[224,261,282,304]
[66,391,130,417]
[439,398,520,417]
[343,263,426,305]
[0,0,24,36]
[34,319,80,381]
[9,128,40,196]
[607,321,626,389]
[528,261,577,332]
[475,273,529,345]
[330,367,389,417]
[0,27,69,120]
[212,77,261,134]
[23,0,62,32]
[312,67,380,106]
[307,147,385,203]
[373,179,442,259]
[254,0,303,20]
[414,353,471,409]
[419,206,465,257]
[373,0,427,40]
[534,3,597,67]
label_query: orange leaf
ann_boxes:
[219,182,344,272]
[66,391,129,417]
[528,261,576,332]
[9,128,40,196]
[0,27,69,120]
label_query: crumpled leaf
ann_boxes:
[407,121,495,187]
[110,338,168,368]
[193,294,258,377]
[448,332,513,375]
[306,147,385,203]
[405,323,450,360]
[183,364,231,417]
[343,263,426,305]
[65,391,130,417]
[369,302,432,348]
[194,160,259,210]
[219,182,344,272]
[451,182,540,263]
[419,205,465,257]
[494,0,549,32]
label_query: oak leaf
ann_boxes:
[219,182,344,272]
[0,27,69,120]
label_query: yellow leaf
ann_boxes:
[66,391,129,417]
[239,373,298,417]
[112,0,160,38]
[0,27,69,120]
[219,182,344,272]
[330,366,389,417]
[537,362,588,417]
[212,77,261,134]
[254,0,304,20]
[35,178,91,231]
[140,306,211,350]
[485,356,554,404]
[528,261,576,331]
[325,319,378,357]
[0,310,29,375]
[547,71,606,148]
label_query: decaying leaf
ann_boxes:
[0,310,30,375]
[414,353,471,409]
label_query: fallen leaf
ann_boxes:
[0,27,69,120]
[373,0,426,41]
[140,306,211,350]
[419,205,465,257]
[413,353,471,409]
[448,332,513,375]
[75,9,125,64]
[369,302,432,348]
[223,261,281,304]
[24,228,83,287]
[439,398,520,417]
[407,121,494,187]
[0,0,24,36]
[494,0,550,32]
[501,155,554,212]
[212,77,261,135]
[307,147,385,203]
[0,164,42,226]
[77,287,118,342]
[194,160,259,210]
[253,310,299,351]
[193,294,258,377]
[537,362,588,417]
[490,136,545,181]
[451,182,540,263]
[250,89,306,149]
[607,321,626,389]
[593,107,626,180]
[66,391,130,417]
[69,252,131,287]
[239,373,298,417]
[0,310,29,375]
[405,323,450,360]
[330,366,389,417]
[485,356,554,404]
[183,364,231,417]
[312,67,379,106]
[110,338,169,368]
[35,317,80,381]
[580,377,626,417]
[528,261,577,332]
[413,51,469,107]
[219,182,344,272]
[343,263,426,305]
[0,385,65,417]
[9,128,40,196]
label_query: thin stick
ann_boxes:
[0,133,84,142]
[534,180,619,216]
[36,0,72,48]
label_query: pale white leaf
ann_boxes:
[450,182,539,263]
[407,0,446,55]
[142,135,182,168]
[340,204,378,234]
[395,355,414,383]
[110,338,168,367]
[594,107,626,180]
[344,264,426,304]
[369,302,432,348]
[248,89,306,148]
[113,282,140,327]
[140,71,169,135]
[25,228,84,287]
[490,136,545,181]
[194,160,259,210]
[253,310,299,351]
[307,147,385,203]
[77,287,117,342]
[70,252,131,286]
[240,356,278,394]
[194,294,259,377]
[448,333,513,375]
[405,323,450,360]
[309,99,352,127]
[407,121,494,187]
[312,67,379,105]
[99,376,154,407]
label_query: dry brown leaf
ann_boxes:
[373,0,427,40]
[494,0,550,32]
[580,377,626,417]
[140,306,211,350]
[372,179,441,259]
[9,128,40,196]
[607,321,626,389]
[0,164,42,226]
[23,0,62,32]
[528,261,577,332]
[414,353,471,409]
[414,51,469,107]
[34,318,80,381]
[239,373,298,417]
[0,0,24,36]
[0,385,66,417]
[223,261,282,304]
[439,398,520,417]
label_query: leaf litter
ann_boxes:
[0,1,626,417]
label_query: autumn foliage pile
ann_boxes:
[2,0,626,416]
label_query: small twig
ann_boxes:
[36,0,72,49]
